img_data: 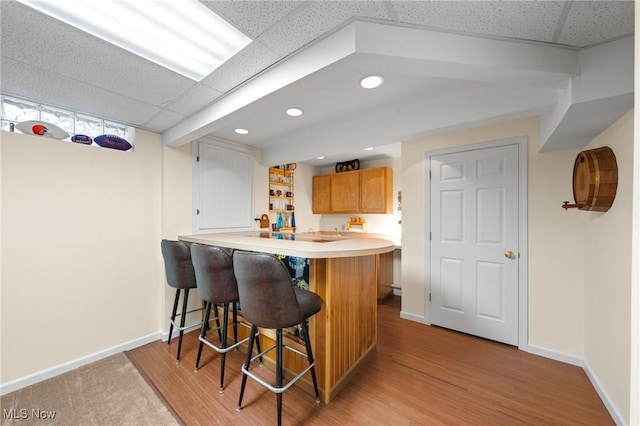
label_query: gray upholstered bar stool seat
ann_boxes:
[233,251,322,426]
[160,239,202,363]
[190,244,261,393]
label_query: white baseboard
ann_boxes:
[583,359,625,426]
[524,343,583,366]
[526,344,624,425]
[0,332,161,396]
[399,310,428,325]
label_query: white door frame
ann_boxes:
[425,136,528,350]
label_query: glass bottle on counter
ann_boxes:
[291,211,296,228]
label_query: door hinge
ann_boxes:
[429,292,432,302]
[429,170,432,180]
[196,209,200,215]
[429,232,432,240]
[196,156,200,162]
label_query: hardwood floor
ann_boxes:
[126,296,613,425]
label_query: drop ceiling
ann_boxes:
[0,1,634,167]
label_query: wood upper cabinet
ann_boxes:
[360,167,393,213]
[312,174,332,214]
[330,171,360,213]
[312,167,393,214]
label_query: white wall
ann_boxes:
[582,110,634,423]
[1,129,164,385]
[290,162,321,233]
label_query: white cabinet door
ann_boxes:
[429,143,519,345]
[194,140,253,232]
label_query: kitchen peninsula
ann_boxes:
[178,231,395,403]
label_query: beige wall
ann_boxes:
[583,110,634,423]
[0,132,272,386]
[1,129,164,384]
[160,142,194,336]
[402,116,586,355]
[401,111,636,423]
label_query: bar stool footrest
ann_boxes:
[199,321,258,354]
[242,343,315,394]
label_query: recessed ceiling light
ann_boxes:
[286,108,303,117]
[360,75,384,89]
[234,128,249,135]
[363,147,374,151]
[16,0,251,82]
[316,156,325,160]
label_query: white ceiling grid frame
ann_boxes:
[0,1,193,128]
[199,41,282,94]
[0,1,194,105]
[202,0,304,39]
[0,57,163,127]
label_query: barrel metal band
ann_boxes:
[589,151,600,210]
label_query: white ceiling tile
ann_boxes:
[0,0,633,158]
[1,1,195,107]
[1,58,161,128]
[141,109,187,133]
[202,0,304,38]
[257,1,391,56]
[390,1,564,44]
[166,84,223,117]
[200,41,282,93]
[558,1,634,47]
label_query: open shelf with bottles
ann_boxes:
[269,166,296,231]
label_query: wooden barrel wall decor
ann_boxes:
[562,146,618,212]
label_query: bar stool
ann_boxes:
[160,239,202,363]
[233,251,322,426]
[190,244,261,393]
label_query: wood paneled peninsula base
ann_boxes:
[178,231,396,404]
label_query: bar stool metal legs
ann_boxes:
[190,244,262,394]
[237,322,320,426]
[161,239,202,364]
[233,251,323,425]
[194,300,261,393]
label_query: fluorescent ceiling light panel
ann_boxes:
[17,0,251,81]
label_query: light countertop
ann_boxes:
[178,231,396,258]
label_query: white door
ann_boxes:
[429,143,520,345]
[194,140,254,232]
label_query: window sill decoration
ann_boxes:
[1,94,132,152]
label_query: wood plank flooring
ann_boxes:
[126,296,613,425]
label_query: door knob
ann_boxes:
[505,251,516,259]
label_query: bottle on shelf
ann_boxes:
[291,212,296,228]
[277,212,284,230]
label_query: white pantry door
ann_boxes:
[429,143,520,345]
